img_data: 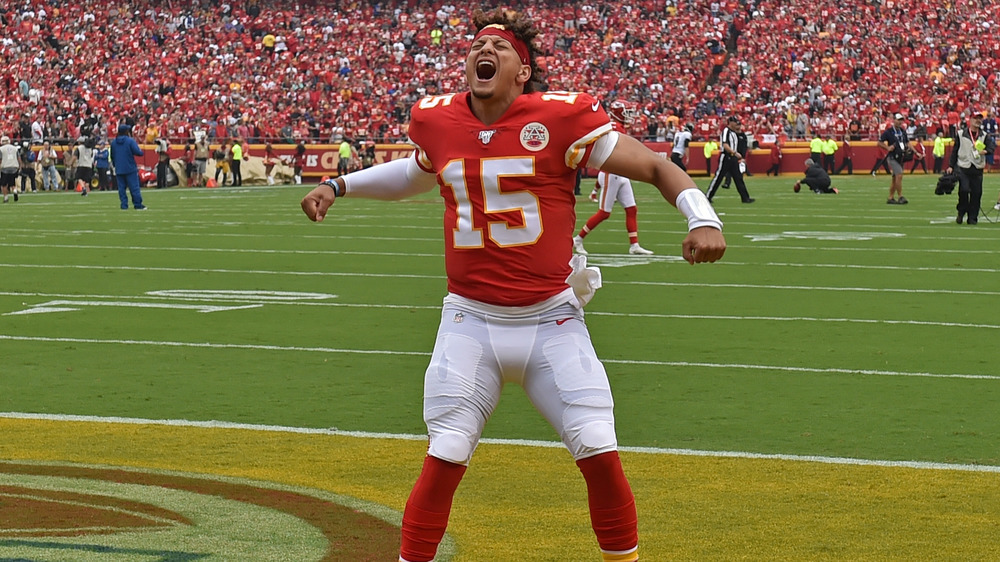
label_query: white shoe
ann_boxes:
[629,243,653,255]
[573,235,588,255]
[994,203,1000,211]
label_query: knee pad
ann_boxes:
[565,419,618,460]
[427,430,477,466]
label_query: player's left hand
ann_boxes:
[300,185,338,222]
[682,226,726,265]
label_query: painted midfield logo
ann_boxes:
[4,290,336,316]
[0,461,397,560]
[745,231,906,242]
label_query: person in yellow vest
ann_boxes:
[230,139,243,186]
[337,138,354,176]
[809,134,824,165]
[821,135,838,173]
[430,27,443,45]
[932,129,950,174]
[703,139,718,176]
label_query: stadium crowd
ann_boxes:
[1,0,998,147]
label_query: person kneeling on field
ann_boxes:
[793,158,838,194]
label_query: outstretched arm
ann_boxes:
[300,153,437,222]
[595,133,726,264]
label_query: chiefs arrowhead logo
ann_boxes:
[520,122,549,152]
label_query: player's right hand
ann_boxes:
[300,185,337,222]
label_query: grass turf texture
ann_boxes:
[1,173,998,560]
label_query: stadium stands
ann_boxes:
[1,0,997,144]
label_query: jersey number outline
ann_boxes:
[441,158,542,249]
[540,91,580,104]
[417,94,457,110]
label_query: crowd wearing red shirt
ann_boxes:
[1,0,997,145]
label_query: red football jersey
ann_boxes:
[408,91,613,306]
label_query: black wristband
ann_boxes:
[320,178,345,198]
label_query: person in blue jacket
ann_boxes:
[110,123,146,210]
[94,139,111,191]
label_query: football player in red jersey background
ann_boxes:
[301,8,726,562]
[575,99,655,256]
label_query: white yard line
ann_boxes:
[0,333,997,380]
[2,291,998,329]
[2,411,997,474]
[3,263,1000,296]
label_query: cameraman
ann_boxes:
[75,136,96,196]
[38,141,59,191]
[877,113,913,205]
[155,136,170,189]
[18,142,37,194]
[947,112,994,225]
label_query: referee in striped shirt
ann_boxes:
[706,115,755,204]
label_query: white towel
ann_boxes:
[565,254,602,308]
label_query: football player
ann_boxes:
[574,99,655,256]
[301,8,725,562]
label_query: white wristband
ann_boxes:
[675,188,723,232]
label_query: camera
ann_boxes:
[935,172,957,195]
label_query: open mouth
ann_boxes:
[476,60,497,81]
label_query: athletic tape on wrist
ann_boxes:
[676,188,723,231]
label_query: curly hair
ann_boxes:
[471,7,548,94]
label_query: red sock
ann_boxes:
[624,207,639,244]
[576,451,638,552]
[583,210,612,236]
[400,456,467,562]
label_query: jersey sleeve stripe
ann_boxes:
[566,122,614,169]
[412,145,435,174]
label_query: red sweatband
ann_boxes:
[474,24,530,65]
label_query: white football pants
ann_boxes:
[596,171,637,212]
[423,296,619,465]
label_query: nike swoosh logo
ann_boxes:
[556,318,572,325]
[591,102,600,112]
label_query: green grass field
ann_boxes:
[1,172,999,560]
